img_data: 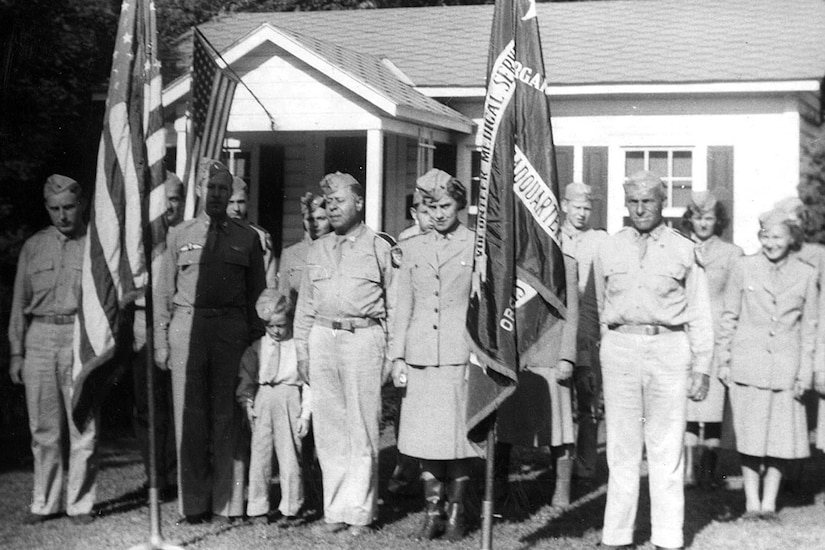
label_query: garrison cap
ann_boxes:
[300,192,325,217]
[624,170,666,198]
[44,174,81,199]
[773,196,803,222]
[411,188,425,206]
[319,172,360,195]
[198,158,232,187]
[232,176,249,195]
[688,190,718,214]
[759,207,799,230]
[563,182,592,202]
[164,172,184,195]
[255,288,293,322]
[416,168,454,202]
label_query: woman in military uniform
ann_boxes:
[390,169,478,541]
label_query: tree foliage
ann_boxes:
[798,127,825,244]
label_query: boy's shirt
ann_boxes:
[237,335,311,420]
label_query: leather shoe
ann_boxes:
[312,521,347,535]
[69,513,95,525]
[347,524,372,537]
[22,512,59,525]
[175,513,210,525]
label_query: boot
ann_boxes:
[684,445,699,488]
[416,477,445,541]
[443,477,469,542]
[551,456,573,508]
[700,448,719,489]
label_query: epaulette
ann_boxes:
[375,231,397,248]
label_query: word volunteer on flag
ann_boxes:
[72,0,166,427]
[465,0,568,437]
[182,29,239,218]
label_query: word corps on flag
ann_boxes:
[466,0,567,439]
[72,0,166,428]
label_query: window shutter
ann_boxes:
[707,146,734,241]
[583,146,609,230]
[555,146,574,194]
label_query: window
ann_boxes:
[624,148,693,209]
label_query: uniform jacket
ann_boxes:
[249,222,277,289]
[277,238,310,304]
[293,222,395,363]
[389,223,473,366]
[8,225,85,356]
[716,252,818,390]
[594,224,714,374]
[696,235,744,330]
[153,212,267,358]
[795,242,825,373]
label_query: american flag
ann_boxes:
[182,29,239,218]
[72,0,166,426]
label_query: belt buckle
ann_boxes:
[331,320,353,331]
[644,325,656,336]
[331,320,342,330]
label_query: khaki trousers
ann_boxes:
[247,384,304,517]
[23,321,98,516]
[600,331,689,549]
[309,324,384,526]
[169,308,247,517]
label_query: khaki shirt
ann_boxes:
[8,226,85,356]
[293,223,394,363]
[276,238,311,303]
[594,224,713,374]
[154,212,266,356]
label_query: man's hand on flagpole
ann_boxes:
[9,355,23,385]
[392,358,409,388]
[555,359,574,381]
[154,348,170,371]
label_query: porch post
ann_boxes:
[365,128,384,230]
[174,115,187,176]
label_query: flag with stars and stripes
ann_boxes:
[72,0,166,426]
[182,29,239,218]
[465,0,568,438]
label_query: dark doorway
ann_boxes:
[258,145,285,258]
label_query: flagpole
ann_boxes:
[481,422,496,550]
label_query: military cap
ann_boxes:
[255,288,293,322]
[564,182,592,203]
[319,172,360,195]
[164,171,184,195]
[759,207,799,230]
[688,190,718,214]
[44,174,81,199]
[623,170,666,198]
[773,196,803,220]
[198,158,232,188]
[232,176,249,195]
[300,192,325,218]
[416,168,455,202]
[411,188,425,207]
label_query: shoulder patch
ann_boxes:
[390,244,403,268]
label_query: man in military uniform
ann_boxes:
[154,160,266,524]
[8,174,97,525]
[397,188,434,242]
[594,171,713,550]
[227,176,277,288]
[559,182,607,488]
[277,192,331,303]
[294,172,394,536]
[131,172,185,500]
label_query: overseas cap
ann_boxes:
[624,170,665,197]
[319,172,359,195]
[411,188,425,206]
[689,190,718,214]
[773,196,803,218]
[44,174,81,199]
[759,207,799,230]
[416,168,454,202]
[564,182,592,202]
[164,172,183,195]
[300,192,325,217]
[231,176,248,195]
[198,158,232,187]
[255,288,292,321]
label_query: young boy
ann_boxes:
[237,289,311,524]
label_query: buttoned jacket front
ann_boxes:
[716,252,818,390]
[389,223,473,366]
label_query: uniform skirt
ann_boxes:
[496,366,576,448]
[397,363,478,460]
[729,382,809,459]
[687,372,726,423]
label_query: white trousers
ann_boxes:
[600,331,690,549]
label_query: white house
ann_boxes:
[161,0,825,254]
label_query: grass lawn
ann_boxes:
[3,395,825,549]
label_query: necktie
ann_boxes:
[638,232,649,261]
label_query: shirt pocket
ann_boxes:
[651,261,687,297]
[602,259,629,296]
[307,265,332,293]
[30,256,55,293]
[177,249,204,272]
[224,246,250,268]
